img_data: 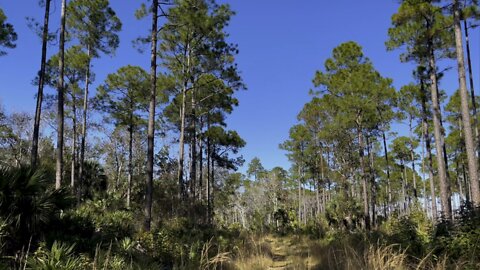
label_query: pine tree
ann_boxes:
[67,0,121,195]
[452,0,480,206]
[31,0,51,167]
[95,65,151,208]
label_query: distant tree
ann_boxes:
[312,41,396,229]
[67,0,121,194]
[247,157,266,181]
[159,0,243,198]
[387,0,454,220]
[0,8,17,56]
[95,65,150,208]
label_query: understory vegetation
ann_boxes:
[0,165,480,269]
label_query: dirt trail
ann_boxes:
[265,236,315,270]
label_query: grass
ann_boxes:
[225,234,477,270]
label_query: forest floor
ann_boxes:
[264,235,318,270]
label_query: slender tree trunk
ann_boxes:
[421,77,438,220]
[455,150,465,201]
[127,122,133,208]
[71,93,77,188]
[56,0,66,190]
[190,92,197,200]
[409,117,418,199]
[31,0,51,167]
[298,165,302,225]
[367,136,376,227]
[463,160,470,202]
[320,148,325,213]
[206,118,211,223]
[421,127,428,214]
[315,145,320,216]
[79,45,91,200]
[210,147,215,224]
[428,47,452,220]
[402,160,407,212]
[463,14,480,160]
[358,127,370,230]
[382,130,392,215]
[199,125,203,201]
[144,0,158,231]
[177,41,191,199]
[178,86,187,198]
[453,0,480,206]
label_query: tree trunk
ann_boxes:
[144,0,158,232]
[79,45,91,200]
[453,0,480,207]
[206,118,211,223]
[56,0,66,190]
[367,136,376,227]
[177,85,187,198]
[210,147,215,224]
[421,76,438,220]
[409,116,418,199]
[297,165,302,225]
[71,92,77,188]
[382,130,392,215]
[198,125,203,202]
[428,47,452,220]
[358,128,370,230]
[402,160,407,212]
[127,122,133,208]
[463,14,480,162]
[31,0,51,167]
[190,91,197,199]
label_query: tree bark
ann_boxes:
[190,91,197,199]
[177,86,187,198]
[358,128,370,230]
[71,92,77,188]
[453,0,480,206]
[382,131,392,215]
[31,0,51,167]
[409,116,418,199]
[144,0,158,232]
[421,75,438,220]
[177,42,191,199]
[127,122,133,208]
[367,136,376,227]
[56,0,66,190]
[463,13,480,162]
[79,45,91,200]
[428,47,452,220]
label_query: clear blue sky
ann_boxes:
[0,1,478,172]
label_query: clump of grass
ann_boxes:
[230,236,274,270]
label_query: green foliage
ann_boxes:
[381,207,432,256]
[27,241,88,270]
[433,204,480,264]
[0,8,17,56]
[0,165,73,252]
[94,65,151,128]
[67,0,122,57]
[326,193,363,231]
[72,200,134,243]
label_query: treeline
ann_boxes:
[276,0,480,229]
[0,0,247,268]
[1,0,244,226]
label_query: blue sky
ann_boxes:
[0,1,478,172]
